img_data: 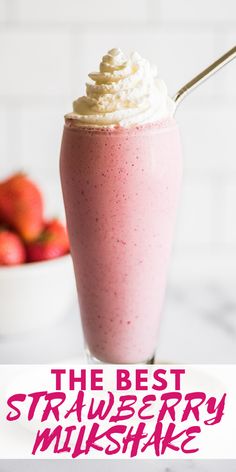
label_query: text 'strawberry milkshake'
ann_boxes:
[60,48,182,364]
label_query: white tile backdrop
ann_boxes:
[0,0,235,280]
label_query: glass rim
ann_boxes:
[63,117,178,136]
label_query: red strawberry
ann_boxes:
[0,173,43,242]
[27,219,69,263]
[44,219,69,251]
[0,230,26,265]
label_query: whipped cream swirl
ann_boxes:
[66,48,175,127]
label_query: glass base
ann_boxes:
[85,346,155,365]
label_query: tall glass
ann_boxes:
[60,119,182,364]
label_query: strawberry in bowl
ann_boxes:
[0,172,76,336]
[0,172,43,242]
[0,172,70,264]
[0,229,26,265]
[27,219,69,262]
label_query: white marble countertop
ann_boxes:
[0,281,235,471]
[0,458,236,472]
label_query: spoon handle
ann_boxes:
[173,46,236,105]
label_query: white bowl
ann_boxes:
[0,255,77,336]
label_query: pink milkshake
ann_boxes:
[60,48,182,363]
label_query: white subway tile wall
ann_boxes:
[0,31,72,96]
[0,1,6,21]
[20,106,65,174]
[18,0,149,23]
[152,0,236,23]
[224,31,236,94]
[178,107,236,172]
[175,179,213,247]
[225,182,236,245]
[0,110,7,166]
[0,0,235,278]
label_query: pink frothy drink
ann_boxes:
[60,48,182,363]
